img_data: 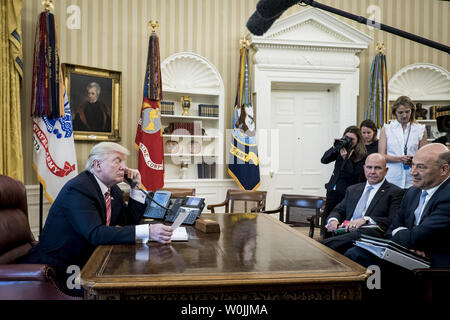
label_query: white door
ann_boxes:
[263,86,339,210]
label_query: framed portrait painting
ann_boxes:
[62,63,121,141]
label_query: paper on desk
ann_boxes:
[171,208,189,230]
[171,227,188,241]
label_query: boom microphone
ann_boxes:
[246,10,282,36]
[256,0,301,19]
[247,0,449,53]
[247,0,300,35]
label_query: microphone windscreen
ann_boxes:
[256,0,300,19]
[246,10,280,36]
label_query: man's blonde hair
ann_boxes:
[85,142,129,170]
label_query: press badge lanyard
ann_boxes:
[403,124,412,170]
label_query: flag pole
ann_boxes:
[135,19,164,191]
[39,184,43,235]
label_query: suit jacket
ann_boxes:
[328,180,404,231]
[20,171,146,274]
[386,177,450,267]
[321,147,366,196]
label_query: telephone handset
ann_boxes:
[123,172,137,188]
[165,196,205,225]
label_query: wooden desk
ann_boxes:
[81,213,368,300]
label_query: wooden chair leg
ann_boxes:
[309,217,315,238]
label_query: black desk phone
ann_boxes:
[165,196,205,225]
[143,190,171,219]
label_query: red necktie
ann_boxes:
[105,190,111,226]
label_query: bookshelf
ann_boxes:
[159,52,236,210]
[160,52,225,181]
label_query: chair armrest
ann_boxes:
[261,205,283,214]
[0,264,56,282]
[250,203,265,213]
[0,264,82,300]
[206,200,228,213]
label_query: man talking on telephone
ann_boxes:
[18,142,172,296]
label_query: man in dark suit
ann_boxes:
[18,142,173,296]
[346,143,450,268]
[322,153,404,254]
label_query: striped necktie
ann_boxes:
[414,190,428,225]
[105,190,111,226]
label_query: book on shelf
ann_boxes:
[171,121,202,135]
[354,234,430,270]
[160,101,174,115]
[197,161,216,179]
[198,104,219,118]
[425,125,432,138]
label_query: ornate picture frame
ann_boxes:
[62,63,121,141]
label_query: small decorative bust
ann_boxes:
[415,103,427,120]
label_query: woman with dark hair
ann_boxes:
[379,96,427,188]
[360,119,379,155]
[321,126,367,228]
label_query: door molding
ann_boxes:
[249,8,371,179]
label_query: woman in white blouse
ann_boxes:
[378,96,428,188]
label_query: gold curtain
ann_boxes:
[0,0,24,181]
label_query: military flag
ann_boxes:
[367,50,388,128]
[135,30,164,191]
[31,10,78,203]
[228,46,261,190]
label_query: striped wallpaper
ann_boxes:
[20,0,449,185]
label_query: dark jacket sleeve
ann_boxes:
[390,196,450,252]
[111,186,146,226]
[386,188,415,237]
[63,188,136,246]
[371,187,405,231]
[321,147,339,164]
[327,187,352,223]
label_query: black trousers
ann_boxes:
[322,190,345,237]
[321,228,383,254]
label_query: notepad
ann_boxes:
[170,209,190,241]
[171,226,188,241]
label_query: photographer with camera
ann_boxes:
[321,126,367,235]
[379,96,428,189]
